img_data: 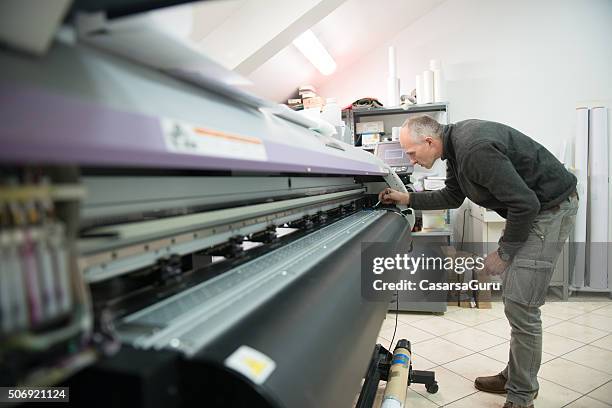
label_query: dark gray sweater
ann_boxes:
[410,119,577,257]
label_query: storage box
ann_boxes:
[356,121,384,134]
[473,268,492,309]
[422,210,447,229]
[298,84,316,94]
[441,246,473,307]
[303,97,325,109]
[300,91,317,99]
[361,133,381,146]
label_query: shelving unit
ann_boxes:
[344,102,449,146]
[412,229,453,238]
[345,102,451,314]
[352,102,449,118]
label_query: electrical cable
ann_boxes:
[388,290,399,351]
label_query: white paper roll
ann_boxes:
[381,399,401,408]
[415,75,422,104]
[422,70,434,104]
[558,139,568,165]
[573,107,589,288]
[432,68,445,102]
[387,77,400,107]
[388,46,397,79]
[587,107,609,289]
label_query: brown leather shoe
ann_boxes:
[474,372,507,394]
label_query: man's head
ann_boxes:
[399,115,444,169]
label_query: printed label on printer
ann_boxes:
[161,119,267,161]
[224,345,276,385]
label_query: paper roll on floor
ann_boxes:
[382,342,411,408]
[587,106,609,289]
[573,107,588,288]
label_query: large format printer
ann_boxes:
[0,2,418,407]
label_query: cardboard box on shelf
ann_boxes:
[303,96,325,110]
[440,246,484,308]
[356,121,384,134]
[361,133,381,146]
[298,84,316,94]
[300,91,317,99]
[473,268,492,309]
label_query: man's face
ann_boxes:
[400,128,438,169]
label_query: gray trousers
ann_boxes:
[500,194,578,406]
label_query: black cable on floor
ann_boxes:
[389,290,399,351]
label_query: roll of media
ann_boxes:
[422,70,434,104]
[415,74,423,104]
[587,106,609,289]
[573,107,589,287]
[387,46,400,106]
[387,77,400,107]
[432,68,444,102]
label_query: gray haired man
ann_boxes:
[379,116,578,408]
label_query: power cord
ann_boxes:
[389,290,399,351]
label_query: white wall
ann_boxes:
[318,0,612,155]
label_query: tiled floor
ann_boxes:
[371,299,612,407]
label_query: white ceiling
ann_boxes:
[190,0,247,41]
[190,0,445,103]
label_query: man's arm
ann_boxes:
[465,144,540,258]
[409,161,466,210]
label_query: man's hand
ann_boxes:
[483,250,510,276]
[378,188,410,206]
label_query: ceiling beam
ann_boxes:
[198,0,346,76]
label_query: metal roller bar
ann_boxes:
[82,189,364,243]
[79,190,364,282]
[80,176,359,221]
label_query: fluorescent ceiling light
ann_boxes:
[292,30,336,76]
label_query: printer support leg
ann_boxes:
[356,344,392,408]
[356,340,438,408]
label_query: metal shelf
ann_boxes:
[352,102,449,118]
[412,228,453,237]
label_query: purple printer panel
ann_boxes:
[0,85,384,176]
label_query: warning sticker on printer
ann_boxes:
[224,345,276,385]
[161,119,267,161]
